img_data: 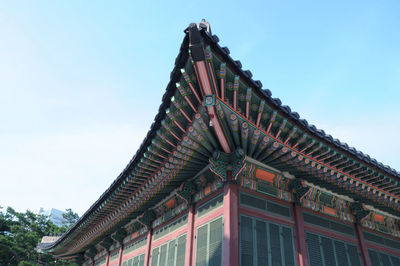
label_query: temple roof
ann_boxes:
[41,20,400,257]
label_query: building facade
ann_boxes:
[39,21,400,266]
[39,208,68,227]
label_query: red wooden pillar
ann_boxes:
[143,230,153,266]
[222,183,239,266]
[185,204,195,266]
[117,244,124,266]
[293,202,309,266]
[105,251,110,266]
[355,222,372,266]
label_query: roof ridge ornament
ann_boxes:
[196,19,211,34]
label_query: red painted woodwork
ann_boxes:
[222,183,239,266]
[185,204,195,266]
[105,251,110,266]
[293,202,309,266]
[207,61,219,97]
[143,231,152,266]
[255,168,276,183]
[355,222,372,266]
[194,61,231,153]
[220,78,225,101]
[117,246,123,266]
[106,250,111,266]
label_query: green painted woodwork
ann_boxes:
[150,234,186,266]
[122,253,145,266]
[99,236,113,252]
[306,232,361,266]
[303,212,355,236]
[350,202,370,222]
[239,215,296,266]
[196,194,223,218]
[114,228,127,244]
[363,230,400,251]
[75,253,85,265]
[153,215,188,241]
[369,249,400,266]
[209,148,246,182]
[87,246,97,261]
[288,179,310,201]
[195,217,223,266]
[239,192,291,218]
[123,236,147,255]
[139,210,156,229]
[176,180,197,204]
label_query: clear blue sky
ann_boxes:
[1,1,399,215]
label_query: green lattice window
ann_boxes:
[153,215,188,240]
[121,253,145,266]
[123,236,148,255]
[303,212,354,236]
[150,233,187,266]
[363,231,400,251]
[239,192,291,218]
[368,249,400,266]
[196,194,223,218]
[306,232,361,266]
[240,215,296,266]
[195,217,223,266]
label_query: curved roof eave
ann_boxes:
[199,29,400,182]
[43,21,400,254]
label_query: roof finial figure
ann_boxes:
[197,19,211,34]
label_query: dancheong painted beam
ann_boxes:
[38,20,400,266]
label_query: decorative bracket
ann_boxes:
[112,228,127,245]
[75,253,85,266]
[176,180,197,204]
[350,202,370,222]
[99,236,113,253]
[129,221,143,234]
[209,148,246,182]
[87,246,97,262]
[138,210,156,230]
[289,178,310,202]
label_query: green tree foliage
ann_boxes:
[0,206,77,266]
[62,209,79,228]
